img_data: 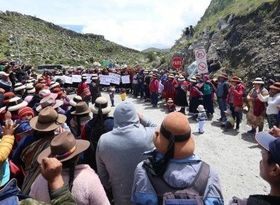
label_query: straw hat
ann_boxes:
[91,96,111,115]
[154,112,194,159]
[69,96,83,107]
[190,76,197,83]
[168,74,175,78]
[71,102,90,115]
[177,75,185,82]
[7,96,28,112]
[269,82,280,91]
[37,131,90,164]
[197,105,205,112]
[36,96,63,112]
[25,83,35,94]
[39,89,58,99]
[14,82,26,92]
[3,92,15,105]
[30,107,66,132]
[49,82,60,90]
[230,76,241,83]
[252,77,264,85]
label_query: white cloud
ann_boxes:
[0,0,211,50]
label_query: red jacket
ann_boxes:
[77,82,89,96]
[232,83,245,107]
[149,79,159,93]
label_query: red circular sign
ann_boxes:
[172,56,184,70]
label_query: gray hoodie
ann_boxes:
[96,101,156,205]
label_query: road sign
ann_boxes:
[194,48,208,74]
[172,56,184,70]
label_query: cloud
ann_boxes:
[0,0,211,50]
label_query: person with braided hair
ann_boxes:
[131,112,223,205]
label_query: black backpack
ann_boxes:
[143,160,210,205]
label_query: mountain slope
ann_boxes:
[0,11,144,66]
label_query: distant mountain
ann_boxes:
[0,11,144,66]
[142,47,170,53]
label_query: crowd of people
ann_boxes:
[0,60,280,205]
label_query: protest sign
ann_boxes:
[121,75,130,84]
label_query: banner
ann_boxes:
[109,73,121,85]
[53,75,65,82]
[63,75,72,84]
[72,75,82,83]
[121,75,130,84]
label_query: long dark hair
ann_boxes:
[76,113,89,137]
[62,155,79,191]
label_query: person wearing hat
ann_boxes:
[109,86,116,107]
[20,106,67,194]
[30,131,110,205]
[0,70,12,92]
[163,73,177,102]
[189,76,203,115]
[216,73,229,123]
[69,101,91,139]
[89,73,101,104]
[0,122,76,204]
[13,82,26,97]
[228,76,245,130]
[96,101,156,205]
[166,98,176,112]
[246,78,269,134]
[81,96,114,170]
[258,82,280,128]
[136,69,145,99]
[230,131,280,204]
[149,73,159,108]
[197,104,208,134]
[144,70,151,101]
[131,112,223,205]
[7,96,28,121]
[202,75,215,117]
[174,75,188,114]
[28,83,44,108]
[24,83,35,103]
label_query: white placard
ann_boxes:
[72,75,81,83]
[99,75,111,85]
[121,75,130,84]
[64,75,72,84]
[110,73,121,85]
[53,76,64,82]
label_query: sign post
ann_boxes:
[194,48,208,74]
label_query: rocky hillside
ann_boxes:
[0,11,144,66]
[169,0,280,83]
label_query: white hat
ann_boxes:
[252,77,264,84]
[91,74,99,80]
[0,71,9,77]
[91,97,111,115]
[26,83,35,94]
[197,105,205,112]
[36,96,63,112]
[69,95,83,107]
[39,89,58,99]
[7,96,28,112]
[14,83,26,92]
[50,82,60,89]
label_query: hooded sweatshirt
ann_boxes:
[96,101,156,205]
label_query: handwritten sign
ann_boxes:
[72,75,82,83]
[109,73,121,85]
[121,75,130,84]
[99,75,111,85]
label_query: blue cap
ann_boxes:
[0,160,10,187]
[256,132,280,165]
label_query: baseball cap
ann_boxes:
[256,131,280,164]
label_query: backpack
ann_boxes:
[203,83,212,95]
[144,161,210,205]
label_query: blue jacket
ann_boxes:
[131,151,224,205]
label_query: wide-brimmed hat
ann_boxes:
[218,73,228,79]
[252,77,264,84]
[0,71,9,77]
[36,96,63,112]
[14,82,26,92]
[3,92,15,105]
[154,112,194,159]
[71,102,90,115]
[167,98,174,104]
[168,74,175,78]
[7,96,28,112]
[269,82,280,91]
[230,76,241,83]
[91,74,98,80]
[178,75,185,82]
[30,106,66,132]
[190,76,197,83]
[37,131,90,164]
[49,82,60,90]
[25,83,35,94]
[69,95,83,107]
[197,104,205,112]
[91,96,111,115]
[39,89,58,99]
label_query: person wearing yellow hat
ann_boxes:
[132,112,223,205]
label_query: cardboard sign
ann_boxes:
[109,73,121,85]
[121,75,130,84]
[99,75,111,85]
[72,75,82,83]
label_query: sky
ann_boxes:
[0,0,211,51]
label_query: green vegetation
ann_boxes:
[0,11,145,66]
